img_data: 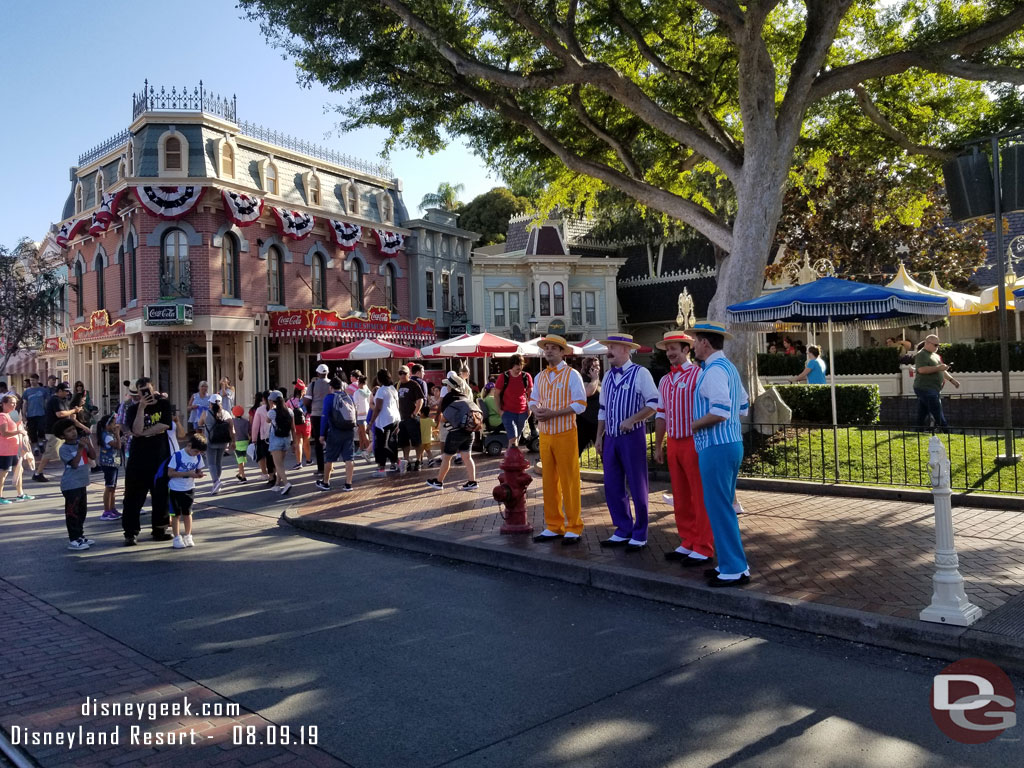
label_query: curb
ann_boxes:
[283,509,1024,674]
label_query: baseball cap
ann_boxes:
[267,390,283,402]
[56,382,71,391]
[316,363,329,375]
[294,378,306,388]
[209,393,222,404]
[398,366,410,374]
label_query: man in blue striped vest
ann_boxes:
[596,333,660,551]
[688,321,752,587]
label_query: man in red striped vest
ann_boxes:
[529,335,587,545]
[653,330,714,567]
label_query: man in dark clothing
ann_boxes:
[305,364,332,478]
[36,383,79,482]
[121,377,173,545]
[396,366,425,471]
[409,363,431,469]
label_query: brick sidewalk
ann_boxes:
[0,578,346,767]
[293,457,1024,623]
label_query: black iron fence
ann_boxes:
[880,393,1024,428]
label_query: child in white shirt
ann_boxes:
[167,433,207,549]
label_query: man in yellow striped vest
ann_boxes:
[529,335,587,545]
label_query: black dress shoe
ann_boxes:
[600,538,629,548]
[560,535,582,546]
[625,542,646,552]
[707,574,751,588]
[664,550,692,562]
[703,567,719,579]
[681,556,713,568]
[533,533,562,543]
[151,531,173,542]
[124,536,138,547]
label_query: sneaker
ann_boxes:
[460,481,479,491]
[398,459,408,473]
[184,534,194,547]
[0,498,11,505]
[211,479,222,495]
[235,473,246,482]
[315,480,331,492]
[372,469,388,478]
[14,494,35,501]
[266,475,278,488]
[425,478,443,490]
[67,537,90,551]
[342,483,353,492]
[388,464,400,473]
[124,535,137,547]
[151,530,173,541]
[305,459,314,466]
[33,474,49,482]
[409,461,420,472]
[99,510,121,521]
[428,457,442,468]
[81,537,95,546]
[280,482,293,496]
[292,462,303,470]
[172,535,186,549]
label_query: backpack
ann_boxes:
[329,391,357,430]
[291,401,307,426]
[443,399,484,432]
[153,451,183,486]
[273,407,293,438]
[209,417,231,445]
[499,371,530,409]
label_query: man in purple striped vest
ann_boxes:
[596,333,660,551]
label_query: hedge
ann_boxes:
[769,384,881,425]
[759,341,1024,376]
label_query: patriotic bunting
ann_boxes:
[133,185,205,220]
[373,229,404,255]
[273,207,315,240]
[329,219,362,251]
[222,189,265,227]
[55,219,88,248]
[89,213,107,237]
[94,189,129,226]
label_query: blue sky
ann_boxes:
[0,0,498,247]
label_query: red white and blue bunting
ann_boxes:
[94,189,129,226]
[222,189,265,227]
[55,219,88,248]
[373,229,404,255]
[329,219,362,251]
[273,207,316,241]
[133,185,205,220]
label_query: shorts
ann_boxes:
[101,465,119,488]
[41,437,61,463]
[0,454,16,471]
[324,429,355,463]
[269,434,292,453]
[443,428,474,456]
[234,440,250,465]
[256,438,270,462]
[293,421,312,438]
[169,488,194,517]
[398,418,421,448]
[420,417,434,445]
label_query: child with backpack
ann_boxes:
[54,417,97,551]
[425,371,481,491]
[231,406,250,483]
[96,414,122,521]
[199,395,233,495]
[167,433,207,549]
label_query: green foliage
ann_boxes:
[455,187,529,245]
[760,343,1024,375]
[936,341,1024,373]
[419,182,464,212]
[0,240,66,373]
[757,353,806,376]
[771,384,881,425]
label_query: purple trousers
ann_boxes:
[603,428,650,542]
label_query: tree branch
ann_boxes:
[853,85,954,161]
[691,0,745,35]
[808,6,1024,102]
[569,86,642,178]
[924,58,1024,86]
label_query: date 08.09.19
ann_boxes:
[232,725,318,746]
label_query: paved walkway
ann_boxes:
[289,455,1024,665]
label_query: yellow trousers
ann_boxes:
[539,429,583,535]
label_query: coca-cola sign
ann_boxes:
[145,304,194,325]
[367,306,392,322]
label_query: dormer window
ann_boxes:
[221,142,235,178]
[75,182,84,215]
[346,183,358,216]
[264,161,278,195]
[309,175,320,206]
[165,137,182,171]
[95,172,104,202]
[158,130,189,177]
[117,157,127,180]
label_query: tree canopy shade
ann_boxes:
[241,0,1024,331]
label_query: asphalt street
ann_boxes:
[1,468,1022,768]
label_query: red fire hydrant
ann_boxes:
[493,445,533,534]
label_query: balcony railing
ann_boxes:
[159,260,192,300]
[133,80,237,122]
[78,129,131,167]
[236,119,392,178]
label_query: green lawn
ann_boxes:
[580,427,1024,494]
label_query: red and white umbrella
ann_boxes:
[319,338,419,360]
[518,336,583,357]
[420,333,470,359]
[432,332,521,358]
[579,338,653,355]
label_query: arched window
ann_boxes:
[308,175,321,206]
[553,282,564,316]
[267,246,284,305]
[74,261,84,318]
[350,259,364,312]
[221,142,235,177]
[95,172,104,202]
[222,234,240,299]
[265,162,278,195]
[127,233,137,302]
[347,184,358,215]
[539,281,551,316]
[74,183,84,215]
[384,263,397,310]
[381,195,392,223]
[95,254,106,313]
[164,136,182,172]
[312,254,327,309]
[118,245,126,309]
[161,228,189,298]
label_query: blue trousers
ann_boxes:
[697,441,748,575]
[501,411,529,440]
[603,428,649,542]
[914,388,948,429]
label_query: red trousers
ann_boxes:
[667,436,714,558]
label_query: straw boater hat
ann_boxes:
[538,334,571,352]
[686,320,734,340]
[598,332,642,350]
[656,330,695,350]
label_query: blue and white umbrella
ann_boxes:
[727,277,949,427]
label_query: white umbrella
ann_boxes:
[517,336,584,356]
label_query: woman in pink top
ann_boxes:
[0,395,23,503]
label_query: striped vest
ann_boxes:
[534,365,578,435]
[602,365,646,437]
[657,364,700,439]
[693,357,745,452]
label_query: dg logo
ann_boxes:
[931,658,1017,744]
